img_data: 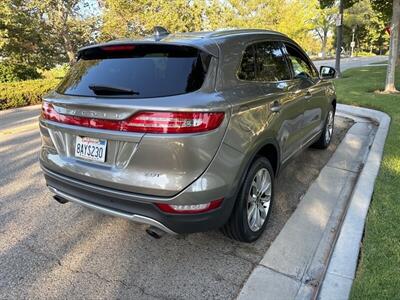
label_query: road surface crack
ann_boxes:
[21,242,62,266]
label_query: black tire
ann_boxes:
[221,156,274,243]
[311,105,335,149]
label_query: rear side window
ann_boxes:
[255,42,291,81]
[238,45,256,80]
[238,41,291,82]
[57,44,211,98]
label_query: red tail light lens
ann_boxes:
[124,111,224,133]
[41,102,224,134]
[156,198,223,214]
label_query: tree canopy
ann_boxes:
[0,0,100,71]
[0,0,391,78]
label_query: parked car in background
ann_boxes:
[39,28,336,242]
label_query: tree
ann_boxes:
[311,6,336,58]
[0,0,59,69]
[0,0,100,69]
[343,1,388,55]
[101,0,205,40]
[32,0,100,64]
[214,0,320,48]
[319,0,358,76]
[101,0,322,53]
[371,0,400,92]
[383,0,400,92]
[371,0,392,21]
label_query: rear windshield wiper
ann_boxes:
[89,85,140,96]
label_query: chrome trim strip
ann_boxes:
[303,129,323,147]
[48,186,177,235]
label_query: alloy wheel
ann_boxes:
[247,168,272,232]
[325,110,334,144]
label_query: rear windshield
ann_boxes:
[57,44,211,98]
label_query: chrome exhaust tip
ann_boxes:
[146,226,166,239]
[53,195,69,204]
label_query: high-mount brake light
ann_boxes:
[41,102,224,134]
[101,45,136,52]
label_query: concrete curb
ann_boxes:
[318,104,390,300]
[237,104,390,300]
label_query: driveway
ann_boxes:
[0,107,353,299]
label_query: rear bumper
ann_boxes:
[42,166,235,234]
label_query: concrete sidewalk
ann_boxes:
[238,104,389,300]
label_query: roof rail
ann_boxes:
[153,26,170,41]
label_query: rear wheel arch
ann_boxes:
[222,147,277,242]
[232,140,280,201]
[256,143,279,176]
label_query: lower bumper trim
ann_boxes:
[47,186,177,235]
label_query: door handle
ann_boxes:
[304,91,312,100]
[270,101,281,113]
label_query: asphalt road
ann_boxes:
[313,55,387,72]
[0,56,380,299]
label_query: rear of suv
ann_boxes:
[40,29,336,242]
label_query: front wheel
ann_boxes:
[312,106,335,149]
[221,156,274,243]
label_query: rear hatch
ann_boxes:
[40,43,229,197]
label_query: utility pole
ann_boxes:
[335,0,344,78]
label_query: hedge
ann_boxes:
[0,62,41,83]
[0,78,60,110]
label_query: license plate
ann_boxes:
[75,136,107,162]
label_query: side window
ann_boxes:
[255,42,291,81]
[285,44,318,80]
[238,42,291,82]
[238,45,256,81]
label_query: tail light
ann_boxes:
[41,102,224,134]
[156,198,223,214]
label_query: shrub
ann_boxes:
[0,78,60,110]
[0,62,41,83]
[355,51,376,57]
[41,64,69,80]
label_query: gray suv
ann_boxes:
[39,29,336,242]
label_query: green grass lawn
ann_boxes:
[334,66,400,299]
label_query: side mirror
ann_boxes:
[320,66,336,79]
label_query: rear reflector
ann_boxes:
[41,102,224,134]
[156,198,223,214]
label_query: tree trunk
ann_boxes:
[385,0,400,93]
[321,31,328,59]
[62,34,76,65]
[397,20,400,66]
